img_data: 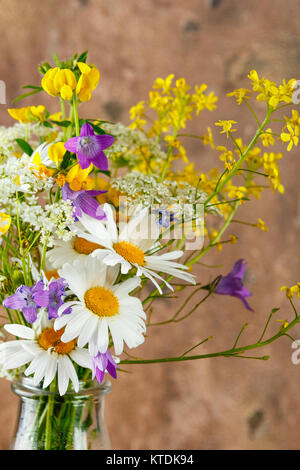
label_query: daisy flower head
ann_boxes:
[0,311,91,395]
[54,256,146,356]
[74,203,195,293]
[46,221,106,270]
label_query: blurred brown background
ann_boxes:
[1,0,300,450]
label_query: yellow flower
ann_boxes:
[280,284,300,299]
[96,177,122,207]
[227,88,251,105]
[66,163,94,191]
[8,105,46,123]
[202,127,215,148]
[42,67,77,100]
[56,174,66,187]
[76,62,100,102]
[276,319,289,331]
[0,213,11,235]
[217,146,236,170]
[215,120,237,137]
[49,111,63,121]
[260,129,275,147]
[48,142,66,164]
[281,123,299,151]
[193,84,218,113]
[153,74,174,93]
[31,153,53,179]
[255,218,268,231]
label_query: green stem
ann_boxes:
[60,98,67,141]
[204,107,273,207]
[72,94,80,137]
[120,315,300,365]
[45,380,56,450]
[160,100,185,181]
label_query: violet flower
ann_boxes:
[92,350,118,384]
[215,259,254,311]
[64,122,114,170]
[47,278,71,320]
[62,182,106,221]
[154,209,177,228]
[3,281,49,323]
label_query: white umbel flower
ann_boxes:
[54,257,146,356]
[73,203,195,293]
[0,312,91,395]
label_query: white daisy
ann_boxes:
[54,257,146,356]
[73,203,195,293]
[46,234,104,269]
[0,311,91,395]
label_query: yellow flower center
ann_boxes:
[113,241,145,266]
[38,328,75,355]
[84,286,119,317]
[73,236,103,255]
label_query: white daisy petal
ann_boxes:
[57,356,69,396]
[4,324,35,340]
[70,348,91,369]
[43,355,58,389]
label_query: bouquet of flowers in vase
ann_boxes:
[0,51,299,450]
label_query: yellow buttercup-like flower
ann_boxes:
[76,62,100,102]
[66,163,94,191]
[48,142,66,164]
[0,213,11,236]
[8,105,46,123]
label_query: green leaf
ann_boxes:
[50,120,71,128]
[16,139,33,156]
[12,88,43,103]
[87,121,113,136]
[21,85,43,90]
[52,53,60,67]
[77,50,88,63]
[60,151,74,170]
[43,121,53,128]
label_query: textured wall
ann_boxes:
[0,0,300,450]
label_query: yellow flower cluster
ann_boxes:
[281,111,300,151]
[248,70,295,109]
[130,75,217,136]
[41,62,100,102]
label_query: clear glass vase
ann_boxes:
[11,376,111,450]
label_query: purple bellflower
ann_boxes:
[62,182,107,221]
[47,278,71,320]
[64,123,115,170]
[92,350,118,384]
[215,259,254,311]
[3,281,49,323]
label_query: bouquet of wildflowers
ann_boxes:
[0,51,299,450]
